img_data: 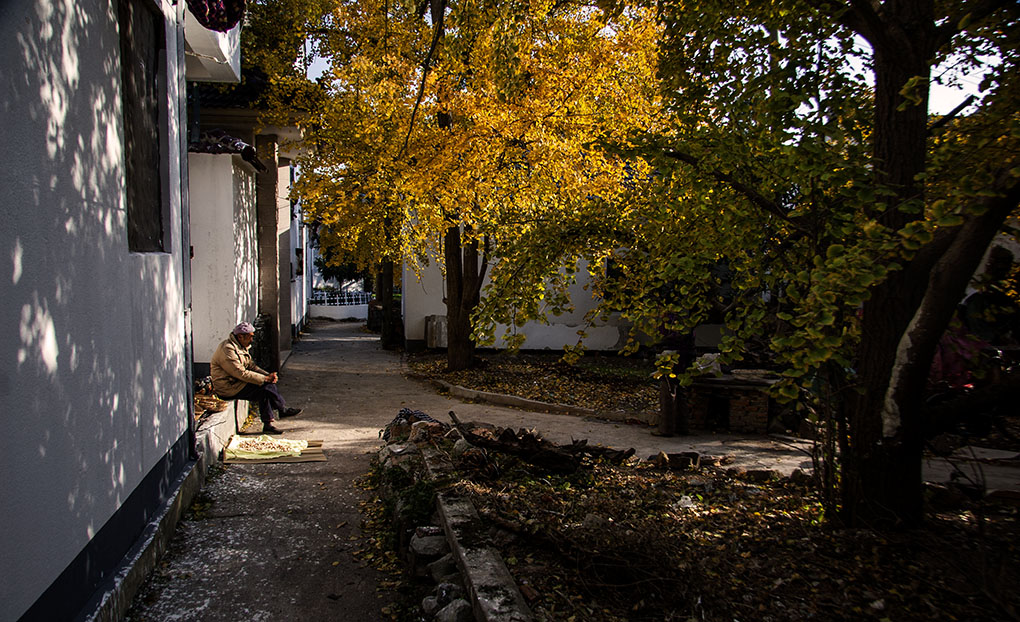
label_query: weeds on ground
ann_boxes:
[357,461,439,621]
[398,356,1020,621]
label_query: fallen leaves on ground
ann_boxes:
[407,352,659,416]
[399,354,1020,621]
[356,474,438,621]
[452,455,1019,622]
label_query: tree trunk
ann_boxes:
[444,224,487,371]
[658,335,695,436]
[842,2,936,527]
[379,260,398,350]
[657,378,678,436]
[838,0,1020,527]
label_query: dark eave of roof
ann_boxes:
[191,66,270,110]
[188,129,267,171]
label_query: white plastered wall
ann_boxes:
[290,206,310,332]
[188,153,259,363]
[0,0,190,618]
[277,163,294,351]
[402,256,627,351]
[402,254,449,343]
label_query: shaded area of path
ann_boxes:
[125,321,403,621]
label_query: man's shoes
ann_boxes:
[263,424,284,435]
[281,408,303,418]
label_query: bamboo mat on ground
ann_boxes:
[223,439,327,464]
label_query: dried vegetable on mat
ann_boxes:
[224,435,309,460]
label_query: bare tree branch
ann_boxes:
[399,0,447,159]
[928,95,977,133]
[663,149,806,230]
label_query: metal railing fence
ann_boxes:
[310,290,373,306]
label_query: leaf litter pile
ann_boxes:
[407,352,658,417]
[391,354,1020,621]
[452,453,1019,622]
[359,430,1019,621]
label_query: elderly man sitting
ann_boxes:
[211,322,301,434]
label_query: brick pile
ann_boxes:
[688,379,774,434]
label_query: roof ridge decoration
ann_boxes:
[186,0,246,32]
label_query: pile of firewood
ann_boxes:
[446,411,635,475]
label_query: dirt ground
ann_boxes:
[125,319,1020,621]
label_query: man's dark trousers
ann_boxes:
[231,382,288,424]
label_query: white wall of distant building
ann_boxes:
[402,256,627,351]
[189,153,261,363]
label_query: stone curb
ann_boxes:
[421,446,535,622]
[408,374,654,425]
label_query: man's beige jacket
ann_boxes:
[210,334,270,398]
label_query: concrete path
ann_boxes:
[125,318,1020,621]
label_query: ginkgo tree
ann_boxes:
[479,0,1020,527]
[292,0,662,370]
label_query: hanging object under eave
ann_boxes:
[186,0,246,32]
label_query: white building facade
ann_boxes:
[402,257,629,352]
[188,152,261,364]
[0,1,241,620]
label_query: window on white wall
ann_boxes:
[119,0,168,252]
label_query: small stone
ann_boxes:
[416,525,444,538]
[787,469,813,486]
[744,469,780,482]
[434,598,473,622]
[435,582,466,605]
[519,583,539,603]
[421,595,441,616]
[451,438,473,458]
[386,422,412,442]
[410,421,446,442]
[378,443,417,469]
[409,534,449,576]
[410,534,449,558]
[925,482,970,509]
[683,474,713,489]
[666,452,700,470]
[427,554,458,583]
[986,489,1020,506]
[674,495,696,509]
